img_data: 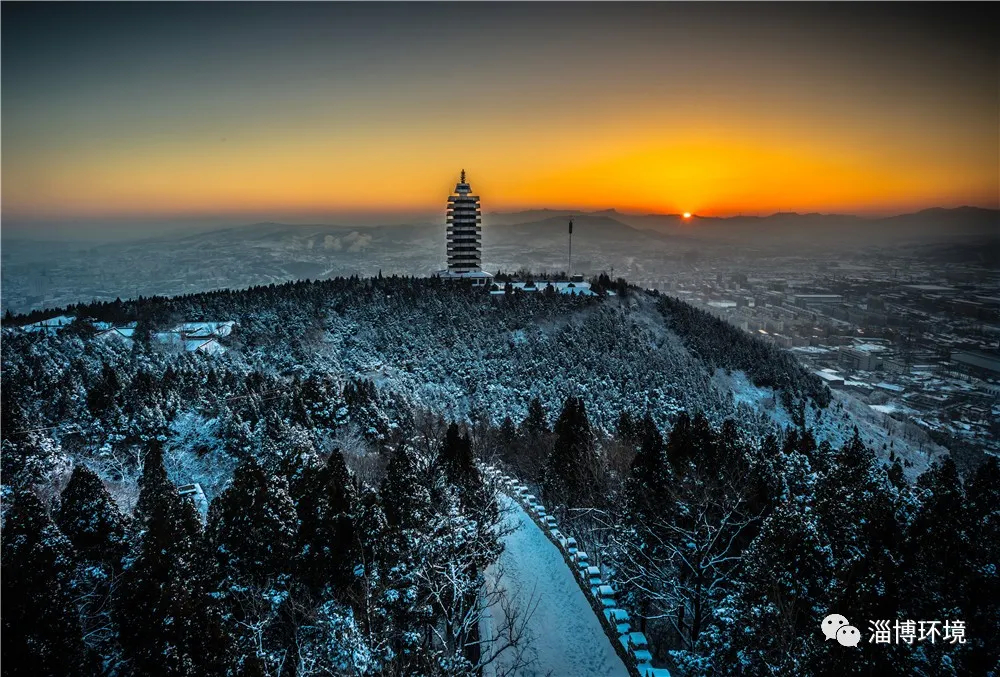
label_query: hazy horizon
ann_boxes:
[3,204,996,244]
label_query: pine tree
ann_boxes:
[706,503,834,675]
[887,457,906,490]
[625,413,668,522]
[665,411,694,468]
[494,415,517,464]
[294,450,358,595]
[115,446,229,676]
[689,411,718,469]
[957,458,1000,675]
[440,422,476,490]
[517,397,551,481]
[542,396,600,509]
[380,446,430,532]
[809,432,907,675]
[208,456,297,588]
[520,397,549,439]
[208,457,297,675]
[57,464,128,567]
[901,457,969,621]
[616,414,671,636]
[714,418,744,480]
[134,440,173,523]
[1,490,96,677]
[615,410,639,447]
[87,361,120,417]
[352,485,389,571]
[895,457,976,676]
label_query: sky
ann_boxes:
[2,2,997,236]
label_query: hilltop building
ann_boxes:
[15,315,232,356]
[438,170,492,286]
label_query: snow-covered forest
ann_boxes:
[2,276,997,676]
[495,400,998,675]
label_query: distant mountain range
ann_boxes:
[485,206,998,246]
[5,206,995,248]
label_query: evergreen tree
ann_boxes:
[616,414,671,636]
[886,457,907,490]
[208,456,297,588]
[57,464,127,567]
[353,485,389,572]
[520,397,549,439]
[615,410,640,447]
[516,397,551,481]
[713,418,744,479]
[901,457,969,621]
[294,450,358,595]
[963,458,1000,675]
[208,457,298,676]
[688,411,718,469]
[808,432,907,675]
[87,361,120,417]
[898,457,976,676]
[115,448,229,676]
[134,440,173,523]
[440,422,476,490]
[665,411,694,468]
[1,490,95,677]
[705,503,834,675]
[542,396,600,509]
[625,413,668,522]
[494,415,518,463]
[381,446,431,531]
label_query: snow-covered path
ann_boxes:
[482,496,630,677]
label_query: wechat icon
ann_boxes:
[822,614,861,647]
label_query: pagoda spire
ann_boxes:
[446,170,481,274]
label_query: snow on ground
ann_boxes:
[482,496,630,677]
[869,403,917,416]
[809,390,947,479]
[712,367,947,479]
[711,368,794,429]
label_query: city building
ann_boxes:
[951,350,1000,380]
[839,346,881,371]
[793,294,843,306]
[815,370,845,387]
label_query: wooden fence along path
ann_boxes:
[483,465,671,677]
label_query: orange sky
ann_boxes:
[2,3,997,225]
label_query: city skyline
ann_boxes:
[2,2,997,235]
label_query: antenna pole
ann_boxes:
[568,218,573,278]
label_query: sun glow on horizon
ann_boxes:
[1,4,996,226]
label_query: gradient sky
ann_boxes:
[2,2,997,232]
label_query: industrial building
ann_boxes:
[951,350,1000,380]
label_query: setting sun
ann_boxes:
[683,212,692,219]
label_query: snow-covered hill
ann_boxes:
[306,287,942,472]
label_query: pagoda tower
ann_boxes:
[446,169,482,273]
